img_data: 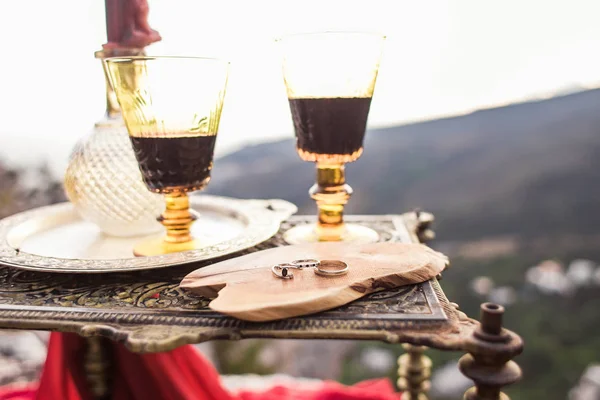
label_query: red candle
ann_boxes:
[103,0,161,50]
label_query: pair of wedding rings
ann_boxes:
[271,258,349,279]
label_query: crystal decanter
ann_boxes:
[63,49,163,237]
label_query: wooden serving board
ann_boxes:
[180,242,448,322]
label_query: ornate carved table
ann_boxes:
[0,213,523,400]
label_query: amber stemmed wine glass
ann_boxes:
[105,56,229,256]
[278,32,385,244]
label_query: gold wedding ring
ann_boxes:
[314,260,349,277]
[272,259,349,279]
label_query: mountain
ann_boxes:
[207,89,600,244]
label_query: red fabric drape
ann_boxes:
[0,383,37,400]
[0,333,400,400]
[110,337,235,400]
[35,332,93,400]
[237,379,400,400]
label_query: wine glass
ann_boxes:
[278,32,385,244]
[104,56,229,256]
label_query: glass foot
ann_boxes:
[283,223,379,245]
[133,236,202,257]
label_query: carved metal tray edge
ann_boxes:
[0,278,476,353]
[0,195,297,273]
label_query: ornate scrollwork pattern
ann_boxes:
[0,215,478,353]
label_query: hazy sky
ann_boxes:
[0,0,599,176]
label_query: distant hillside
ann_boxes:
[207,89,600,242]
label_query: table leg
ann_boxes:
[459,303,523,400]
[397,344,432,400]
[84,337,112,400]
[396,209,435,400]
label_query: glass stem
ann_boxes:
[310,163,352,241]
[158,192,196,244]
